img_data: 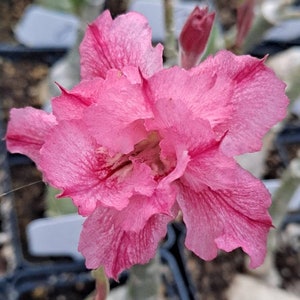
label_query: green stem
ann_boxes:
[127,255,162,300]
[163,0,177,65]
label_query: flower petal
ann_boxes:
[192,50,289,155]
[5,107,57,165]
[146,66,234,141]
[178,152,272,268]
[148,51,288,155]
[79,203,172,279]
[84,71,153,154]
[39,120,157,215]
[80,10,163,79]
[145,86,219,159]
[52,78,104,121]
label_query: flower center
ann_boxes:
[99,131,171,181]
[130,131,167,177]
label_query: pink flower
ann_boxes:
[179,6,215,69]
[6,10,288,279]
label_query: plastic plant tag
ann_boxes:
[14,4,80,48]
[27,213,85,260]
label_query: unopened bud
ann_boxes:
[179,7,215,69]
[235,0,255,49]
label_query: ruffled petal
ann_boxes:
[80,10,163,80]
[78,144,184,279]
[145,87,219,159]
[148,50,288,155]
[52,78,104,121]
[146,66,234,142]
[84,71,153,154]
[148,148,190,214]
[192,50,289,155]
[5,107,57,165]
[177,152,272,268]
[39,120,157,215]
[78,202,172,279]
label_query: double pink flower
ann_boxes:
[6,9,288,279]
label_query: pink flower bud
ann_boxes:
[179,6,215,69]
[235,0,255,49]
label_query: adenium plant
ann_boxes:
[6,8,288,280]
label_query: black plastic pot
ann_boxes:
[160,223,196,300]
[0,43,68,66]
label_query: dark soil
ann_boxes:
[186,249,246,300]
[1,58,49,123]
[213,0,239,31]
[263,114,300,179]
[0,0,33,44]
[0,0,47,263]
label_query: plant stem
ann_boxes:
[163,0,177,65]
[127,255,162,300]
